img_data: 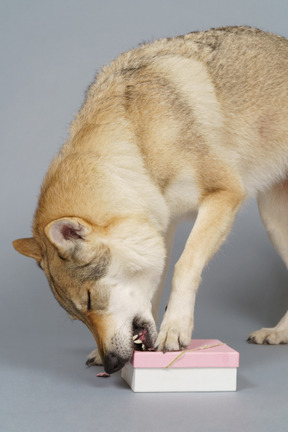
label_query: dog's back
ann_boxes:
[66,26,288,200]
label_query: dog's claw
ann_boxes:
[86,358,95,367]
[85,359,93,367]
[248,327,288,345]
[86,349,103,366]
[156,318,192,352]
[86,356,102,367]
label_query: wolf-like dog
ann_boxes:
[13,26,288,374]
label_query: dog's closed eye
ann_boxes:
[87,290,92,311]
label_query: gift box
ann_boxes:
[121,339,239,392]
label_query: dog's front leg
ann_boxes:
[151,220,178,326]
[156,188,245,351]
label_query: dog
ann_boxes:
[13,26,288,374]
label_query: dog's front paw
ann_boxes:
[86,348,103,366]
[248,328,288,345]
[155,319,192,352]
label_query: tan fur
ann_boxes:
[86,312,114,358]
[13,26,288,372]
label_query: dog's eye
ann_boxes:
[87,290,92,311]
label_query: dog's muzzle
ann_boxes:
[103,319,157,374]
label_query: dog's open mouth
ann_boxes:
[132,320,155,352]
[133,328,148,351]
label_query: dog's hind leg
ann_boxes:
[156,185,245,351]
[248,179,288,344]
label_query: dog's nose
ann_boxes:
[104,352,125,374]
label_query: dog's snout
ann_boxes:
[104,353,125,374]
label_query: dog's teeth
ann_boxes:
[133,334,139,341]
[142,344,145,350]
[134,339,142,344]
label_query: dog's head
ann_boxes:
[13,216,165,373]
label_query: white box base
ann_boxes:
[121,362,237,392]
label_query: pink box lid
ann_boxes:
[131,339,239,368]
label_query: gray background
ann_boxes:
[1,1,288,431]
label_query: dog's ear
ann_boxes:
[13,237,42,261]
[44,217,93,263]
